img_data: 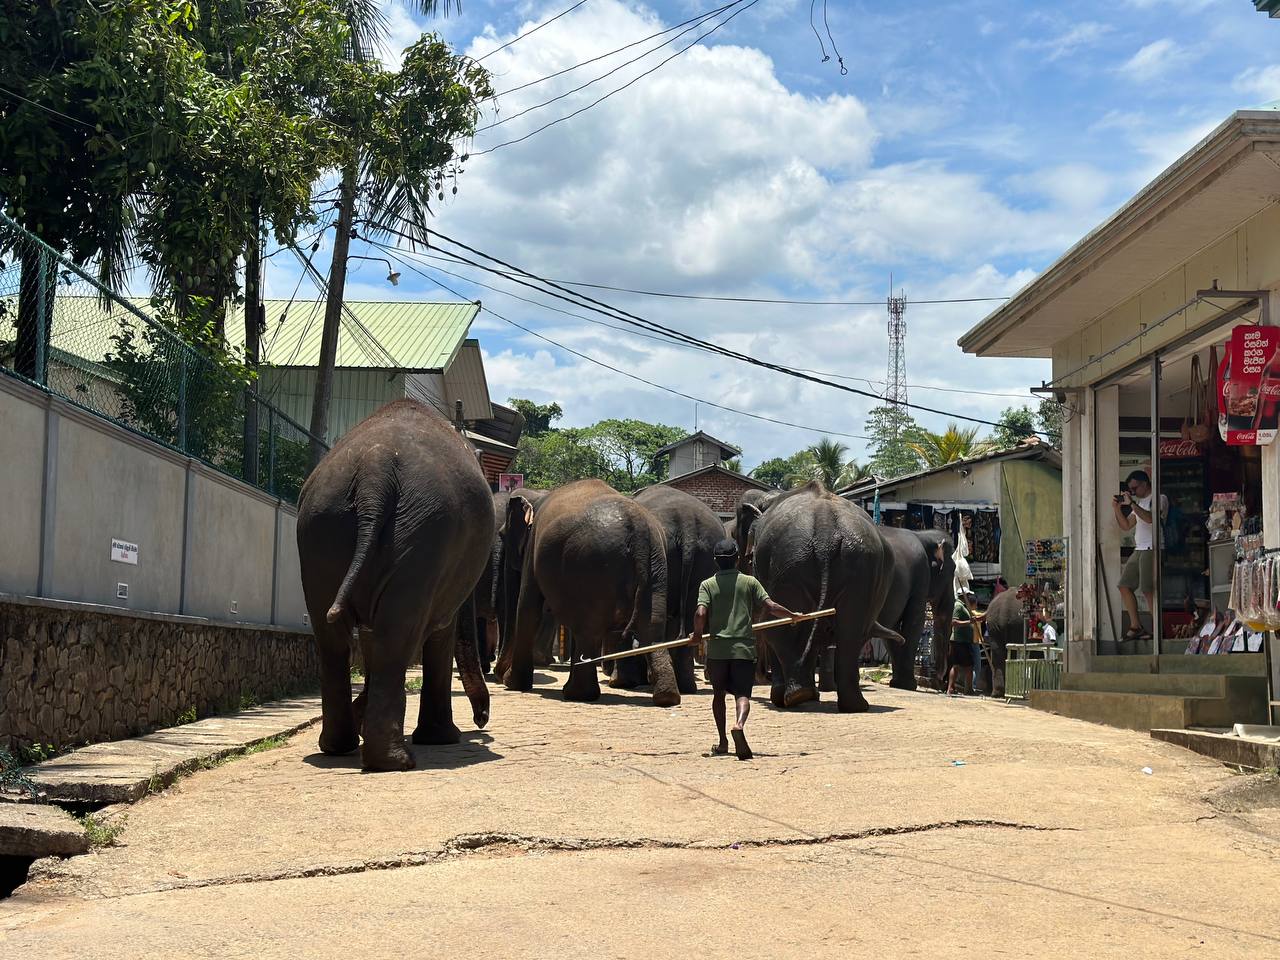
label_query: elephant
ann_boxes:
[750,481,904,713]
[875,527,957,691]
[501,478,679,705]
[482,488,557,677]
[296,399,494,772]
[978,589,1023,697]
[732,488,783,572]
[632,486,724,694]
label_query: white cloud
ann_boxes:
[1118,38,1192,82]
[1234,64,1280,104]
[377,2,429,69]
[1020,22,1113,62]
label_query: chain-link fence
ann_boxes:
[0,212,325,502]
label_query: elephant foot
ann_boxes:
[770,681,787,708]
[889,676,918,692]
[318,726,359,756]
[503,666,534,692]
[676,677,698,695]
[361,739,415,771]
[651,688,681,707]
[783,685,819,708]
[412,721,462,745]
[837,690,871,713]
[563,670,601,702]
[607,673,642,690]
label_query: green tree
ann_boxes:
[1037,397,1063,447]
[508,397,564,437]
[865,404,925,479]
[806,438,849,489]
[751,452,811,489]
[723,457,743,473]
[513,429,607,489]
[992,405,1037,449]
[907,424,994,468]
[587,418,685,491]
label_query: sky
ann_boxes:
[266,0,1280,469]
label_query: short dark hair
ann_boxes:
[715,555,738,570]
[1126,469,1150,486]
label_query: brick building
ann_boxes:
[657,464,773,522]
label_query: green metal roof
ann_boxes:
[1255,1,1280,17]
[232,299,480,371]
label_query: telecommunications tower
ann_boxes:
[886,276,907,407]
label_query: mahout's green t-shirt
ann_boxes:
[952,599,971,644]
[697,570,769,661]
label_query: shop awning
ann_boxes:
[960,110,1280,359]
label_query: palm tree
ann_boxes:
[723,457,743,473]
[907,424,994,468]
[836,459,875,489]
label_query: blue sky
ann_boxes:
[268,0,1280,467]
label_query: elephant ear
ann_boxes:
[505,495,535,559]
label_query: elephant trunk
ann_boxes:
[455,596,491,728]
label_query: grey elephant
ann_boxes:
[296,399,494,772]
[632,486,724,694]
[875,527,957,690]
[978,589,1023,697]
[482,488,557,677]
[502,479,679,705]
[732,488,783,572]
[750,482,903,712]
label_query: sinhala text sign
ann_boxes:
[1217,325,1280,445]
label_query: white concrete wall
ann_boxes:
[0,381,47,595]
[879,460,1001,505]
[0,374,306,627]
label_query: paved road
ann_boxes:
[3,670,1279,958]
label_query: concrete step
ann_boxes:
[0,803,89,858]
[1088,653,1267,677]
[1152,728,1280,770]
[1062,672,1227,697]
[1029,687,1268,732]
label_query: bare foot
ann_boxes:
[730,728,753,761]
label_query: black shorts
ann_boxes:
[947,641,974,668]
[706,658,756,697]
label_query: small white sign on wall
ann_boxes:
[111,539,139,565]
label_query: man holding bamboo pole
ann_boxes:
[691,539,800,760]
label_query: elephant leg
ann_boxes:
[564,631,602,702]
[647,648,681,707]
[413,624,461,746]
[532,616,556,667]
[890,603,924,691]
[834,608,871,714]
[770,624,818,708]
[768,644,787,707]
[313,617,358,756]
[610,638,648,689]
[359,627,415,772]
[671,641,698,695]
[503,576,544,693]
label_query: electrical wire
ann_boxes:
[484,1,740,101]
[475,0,591,63]
[377,241,1033,402]
[379,218,1048,435]
[0,84,97,131]
[477,0,744,133]
[472,0,761,156]
[382,246,874,441]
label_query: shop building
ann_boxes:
[840,438,1063,602]
[961,108,1280,731]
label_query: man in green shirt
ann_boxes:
[691,539,799,760]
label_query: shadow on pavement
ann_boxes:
[301,730,503,772]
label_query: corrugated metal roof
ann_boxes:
[442,339,493,421]
[5,296,479,373]
[236,300,479,371]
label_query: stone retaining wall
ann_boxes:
[0,598,318,752]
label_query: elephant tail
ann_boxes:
[801,559,831,661]
[326,460,394,626]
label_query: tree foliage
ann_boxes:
[1037,397,1063,447]
[992,405,1037,449]
[907,424,994,468]
[865,404,925,479]
[508,397,563,437]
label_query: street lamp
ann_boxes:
[348,255,401,286]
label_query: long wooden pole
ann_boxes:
[575,608,837,667]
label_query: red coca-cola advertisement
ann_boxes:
[1217,325,1280,445]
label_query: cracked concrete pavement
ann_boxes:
[3,670,1279,958]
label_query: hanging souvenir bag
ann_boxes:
[1182,355,1212,443]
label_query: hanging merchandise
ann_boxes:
[1217,325,1280,445]
[953,519,973,596]
[1181,354,1213,444]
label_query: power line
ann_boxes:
[379,218,1047,436]
[409,250,1010,305]
[472,0,761,156]
[476,0,591,63]
[0,84,98,131]
[484,1,740,101]
[477,0,743,133]
[379,242,1032,401]
[381,246,873,441]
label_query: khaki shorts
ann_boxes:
[1119,549,1154,593]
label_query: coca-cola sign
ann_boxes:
[1159,438,1202,458]
[1217,325,1280,446]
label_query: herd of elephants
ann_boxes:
[296,400,1025,771]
